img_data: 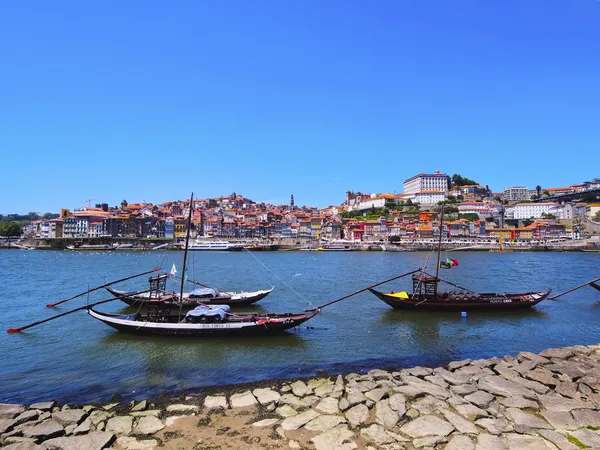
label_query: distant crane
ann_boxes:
[85,198,98,207]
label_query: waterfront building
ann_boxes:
[403,170,450,195]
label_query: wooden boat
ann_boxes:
[87,308,318,336]
[369,206,551,311]
[369,273,551,310]
[105,284,275,308]
[87,192,320,337]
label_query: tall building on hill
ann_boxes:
[403,170,450,195]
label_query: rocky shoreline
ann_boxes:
[3,344,600,449]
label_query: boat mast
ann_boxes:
[178,192,194,322]
[434,204,444,297]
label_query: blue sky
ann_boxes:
[1,1,599,214]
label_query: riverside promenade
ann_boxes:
[2,344,600,449]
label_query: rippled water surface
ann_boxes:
[1,249,599,403]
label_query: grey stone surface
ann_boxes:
[105,416,133,436]
[538,409,579,430]
[315,396,339,415]
[130,400,147,412]
[440,408,478,434]
[475,433,508,450]
[114,436,158,449]
[275,404,298,418]
[52,409,86,427]
[304,415,346,432]
[228,392,257,408]
[133,416,164,435]
[445,434,475,450]
[312,424,357,450]
[454,402,489,420]
[365,388,387,403]
[504,433,556,449]
[29,402,55,412]
[570,428,600,448]
[465,390,495,408]
[21,420,64,440]
[475,417,511,435]
[291,380,310,397]
[12,411,39,427]
[252,388,280,405]
[204,395,227,409]
[0,404,26,420]
[536,429,580,450]
[41,432,115,450]
[251,418,279,427]
[72,418,91,435]
[375,399,399,428]
[478,376,535,399]
[360,424,396,445]
[281,410,320,430]
[537,394,592,412]
[345,404,369,428]
[399,415,454,438]
[504,407,552,429]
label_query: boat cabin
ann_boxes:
[412,274,439,297]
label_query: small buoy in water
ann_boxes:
[461,311,467,317]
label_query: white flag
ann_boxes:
[170,263,177,277]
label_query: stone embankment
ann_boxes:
[3,344,600,449]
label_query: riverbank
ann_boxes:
[3,343,600,449]
[2,239,600,252]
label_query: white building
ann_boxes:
[513,202,558,219]
[457,202,493,217]
[405,190,446,207]
[503,186,533,202]
[403,170,449,195]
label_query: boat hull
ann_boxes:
[87,308,318,336]
[106,287,274,308]
[369,288,552,310]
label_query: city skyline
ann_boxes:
[1,1,599,214]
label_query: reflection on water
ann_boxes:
[2,249,600,404]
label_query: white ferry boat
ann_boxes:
[187,240,243,251]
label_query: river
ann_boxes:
[1,248,599,404]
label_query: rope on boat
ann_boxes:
[242,248,318,309]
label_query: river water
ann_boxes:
[1,248,599,404]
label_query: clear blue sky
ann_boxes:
[1,0,599,214]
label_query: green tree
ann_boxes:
[593,211,600,221]
[535,185,542,199]
[522,218,534,227]
[451,174,478,187]
[0,221,22,237]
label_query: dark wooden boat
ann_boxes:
[369,205,552,311]
[87,307,318,336]
[370,274,551,310]
[105,285,274,308]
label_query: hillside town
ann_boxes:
[21,171,600,246]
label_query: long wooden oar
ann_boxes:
[549,277,600,300]
[46,267,161,308]
[310,269,422,310]
[8,289,154,333]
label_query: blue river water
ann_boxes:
[1,248,599,404]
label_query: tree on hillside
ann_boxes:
[593,211,600,222]
[0,221,22,237]
[121,199,128,208]
[451,174,478,187]
[536,185,542,199]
